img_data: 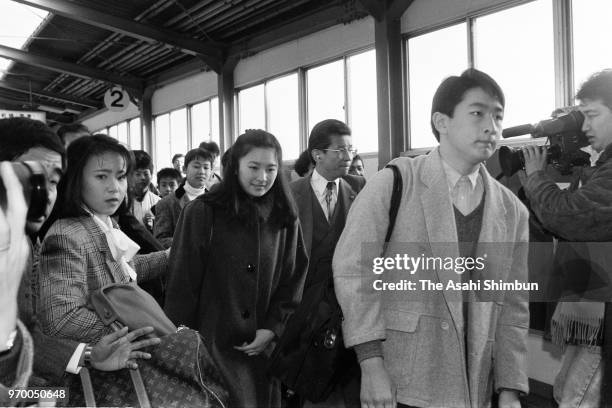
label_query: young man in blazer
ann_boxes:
[287,119,365,407]
[333,69,529,408]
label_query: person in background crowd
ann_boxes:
[294,149,314,178]
[156,168,182,198]
[282,119,365,408]
[200,141,223,189]
[333,69,529,408]
[172,153,185,177]
[348,154,365,177]
[57,123,90,148]
[37,135,169,344]
[0,120,161,397]
[165,129,308,408]
[154,148,214,248]
[130,150,161,231]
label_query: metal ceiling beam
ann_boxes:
[13,0,225,73]
[0,80,100,109]
[0,94,65,111]
[0,44,144,91]
[228,3,368,58]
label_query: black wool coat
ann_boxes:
[164,196,308,408]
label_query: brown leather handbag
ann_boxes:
[70,282,229,408]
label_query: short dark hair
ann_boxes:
[204,129,297,227]
[184,148,214,167]
[576,69,612,110]
[199,141,220,157]
[430,68,505,141]
[171,153,184,163]
[0,117,65,162]
[57,123,89,144]
[54,134,134,219]
[294,150,313,177]
[352,154,363,164]
[307,119,351,163]
[157,167,182,183]
[132,150,154,172]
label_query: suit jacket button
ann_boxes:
[242,310,250,319]
[441,321,449,330]
[246,264,255,273]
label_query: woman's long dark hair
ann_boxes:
[203,129,297,227]
[46,134,134,226]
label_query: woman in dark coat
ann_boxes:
[164,129,308,407]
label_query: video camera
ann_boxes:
[0,161,49,220]
[498,109,591,177]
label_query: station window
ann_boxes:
[572,0,612,91]
[129,118,142,150]
[267,73,300,160]
[154,113,170,170]
[347,49,378,154]
[238,83,265,134]
[191,100,213,147]
[407,23,468,149]
[116,122,128,146]
[473,0,554,129]
[306,59,345,132]
[406,0,554,149]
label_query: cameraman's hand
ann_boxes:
[0,162,30,345]
[90,326,161,371]
[522,145,547,176]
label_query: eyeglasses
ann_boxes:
[322,147,357,157]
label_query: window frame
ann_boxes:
[403,0,572,153]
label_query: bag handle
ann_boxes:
[80,368,96,408]
[383,164,403,253]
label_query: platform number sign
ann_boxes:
[104,86,129,112]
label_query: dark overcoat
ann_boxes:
[164,196,308,408]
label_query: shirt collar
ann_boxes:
[439,152,480,190]
[311,168,340,196]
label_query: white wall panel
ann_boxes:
[82,102,140,132]
[401,0,525,33]
[152,70,217,115]
[234,17,375,88]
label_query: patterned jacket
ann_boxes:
[38,215,168,343]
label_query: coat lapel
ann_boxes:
[292,177,314,255]
[338,178,357,219]
[80,216,128,283]
[419,149,463,329]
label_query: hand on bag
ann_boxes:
[234,329,275,356]
[359,357,396,408]
[90,326,161,371]
[0,162,30,344]
[498,389,521,408]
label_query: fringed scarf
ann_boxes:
[551,301,604,348]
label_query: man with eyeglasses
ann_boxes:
[280,119,365,408]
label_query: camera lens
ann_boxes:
[0,161,49,220]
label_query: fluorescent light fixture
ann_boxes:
[0,2,49,79]
[38,104,64,114]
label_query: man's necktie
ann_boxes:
[324,181,336,220]
[452,176,473,215]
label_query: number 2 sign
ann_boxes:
[104,86,129,112]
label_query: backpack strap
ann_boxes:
[383,164,403,253]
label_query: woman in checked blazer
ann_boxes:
[37,135,168,343]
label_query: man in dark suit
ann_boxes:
[288,119,365,407]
